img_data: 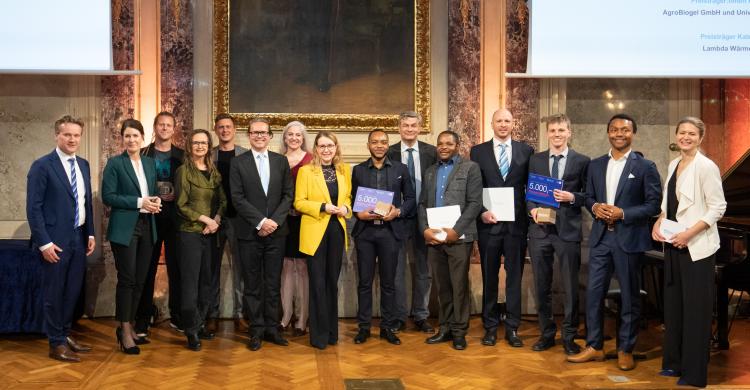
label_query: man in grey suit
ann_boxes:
[419,131,482,350]
[387,111,438,333]
[207,113,249,334]
[526,114,590,355]
[230,118,294,351]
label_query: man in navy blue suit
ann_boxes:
[26,115,96,362]
[567,113,661,371]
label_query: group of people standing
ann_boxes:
[27,107,725,388]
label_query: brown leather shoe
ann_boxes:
[566,346,605,363]
[66,336,92,353]
[234,318,249,333]
[49,345,81,363]
[617,351,635,371]
[205,318,218,334]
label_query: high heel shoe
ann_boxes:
[116,327,141,355]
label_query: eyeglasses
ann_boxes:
[191,141,209,146]
[317,144,336,150]
[249,131,271,138]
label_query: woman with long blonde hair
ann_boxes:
[294,131,351,349]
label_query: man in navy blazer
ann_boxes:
[470,108,534,348]
[568,113,661,371]
[526,114,590,355]
[351,129,416,345]
[26,115,96,362]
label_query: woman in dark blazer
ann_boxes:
[175,129,226,351]
[102,119,160,354]
[652,116,727,388]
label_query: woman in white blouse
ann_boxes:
[651,116,726,388]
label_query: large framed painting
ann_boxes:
[213,0,430,132]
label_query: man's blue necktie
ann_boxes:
[68,158,79,228]
[498,144,509,180]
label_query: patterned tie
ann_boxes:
[498,144,509,180]
[551,155,562,179]
[406,148,417,197]
[68,158,80,228]
[257,154,269,195]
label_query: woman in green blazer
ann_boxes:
[102,119,160,354]
[175,129,226,351]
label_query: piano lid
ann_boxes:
[721,147,750,218]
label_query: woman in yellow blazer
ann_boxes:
[652,117,726,388]
[294,131,351,349]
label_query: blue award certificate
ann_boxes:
[353,186,395,212]
[525,173,564,208]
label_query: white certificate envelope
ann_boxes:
[426,205,465,241]
[482,187,515,221]
[659,219,688,243]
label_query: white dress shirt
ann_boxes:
[251,149,270,230]
[493,137,513,168]
[548,147,569,180]
[605,149,631,205]
[130,158,151,213]
[401,142,422,198]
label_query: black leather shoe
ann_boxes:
[198,327,215,340]
[505,329,523,347]
[414,319,434,333]
[532,337,555,351]
[380,329,401,345]
[353,328,371,344]
[481,330,497,346]
[186,332,201,351]
[563,339,582,355]
[452,336,467,350]
[248,336,262,351]
[389,320,406,334]
[265,332,289,346]
[425,330,452,344]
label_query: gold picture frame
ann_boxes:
[213,0,430,132]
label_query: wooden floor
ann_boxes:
[1,317,749,389]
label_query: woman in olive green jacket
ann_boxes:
[102,119,160,354]
[175,129,226,351]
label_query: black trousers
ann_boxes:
[478,230,526,331]
[136,206,180,326]
[179,231,215,334]
[43,228,86,347]
[663,248,714,388]
[307,219,344,348]
[238,234,285,337]
[355,224,400,330]
[111,216,154,323]
[529,231,581,341]
[429,242,472,337]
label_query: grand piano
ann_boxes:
[714,148,750,349]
